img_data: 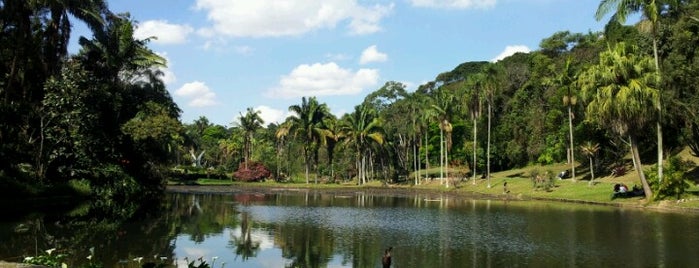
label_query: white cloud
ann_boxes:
[267,62,379,98]
[255,105,291,124]
[410,0,496,9]
[134,20,193,44]
[156,52,176,85]
[175,81,219,107]
[491,45,531,62]
[194,0,393,37]
[359,45,388,64]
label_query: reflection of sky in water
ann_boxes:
[241,204,538,256]
[173,228,288,268]
[173,226,352,268]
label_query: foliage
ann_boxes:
[647,157,695,200]
[530,169,556,191]
[23,248,67,268]
[233,162,272,182]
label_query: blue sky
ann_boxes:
[71,0,610,126]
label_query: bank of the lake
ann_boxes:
[166,174,699,214]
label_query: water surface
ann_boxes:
[1,189,698,267]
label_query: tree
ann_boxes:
[464,74,483,185]
[288,97,329,184]
[579,42,658,200]
[430,89,455,188]
[482,63,503,188]
[341,105,384,185]
[596,0,666,183]
[556,57,578,181]
[580,142,600,186]
[237,107,264,169]
[320,115,343,181]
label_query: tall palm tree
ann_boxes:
[430,89,455,188]
[465,74,483,185]
[580,142,601,186]
[482,63,503,188]
[557,57,578,181]
[405,93,425,185]
[321,115,343,181]
[238,107,264,169]
[275,121,291,179]
[342,105,384,185]
[596,0,665,182]
[579,42,658,200]
[288,97,329,184]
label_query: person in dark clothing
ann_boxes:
[382,247,392,268]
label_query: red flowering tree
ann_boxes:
[233,161,271,182]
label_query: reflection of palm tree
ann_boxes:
[230,213,260,261]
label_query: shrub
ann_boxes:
[233,162,271,182]
[647,156,695,200]
[531,169,555,191]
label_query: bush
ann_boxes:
[647,156,695,200]
[531,169,555,191]
[233,162,271,182]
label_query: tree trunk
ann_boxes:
[487,102,492,188]
[653,37,663,184]
[630,135,653,201]
[568,105,576,182]
[472,117,477,185]
[445,137,449,188]
[588,156,595,186]
[439,127,444,184]
[424,134,429,170]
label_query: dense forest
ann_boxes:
[2,0,699,203]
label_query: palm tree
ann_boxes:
[342,105,384,185]
[275,121,291,179]
[405,93,425,185]
[237,107,264,169]
[430,89,455,188]
[482,63,503,188]
[596,0,665,183]
[557,57,578,181]
[320,115,344,181]
[579,42,658,200]
[288,97,329,184]
[465,74,483,185]
[580,142,601,186]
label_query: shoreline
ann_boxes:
[166,184,699,214]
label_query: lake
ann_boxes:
[2,188,698,267]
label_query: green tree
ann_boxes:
[237,107,264,169]
[430,89,455,188]
[554,57,578,181]
[579,42,658,200]
[580,142,601,186]
[596,0,666,183]
[341,105,384,185]
[288,97,330,184]
[464,74,483,185]
[482,63,503,188]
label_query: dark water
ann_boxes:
[1,190,698,268]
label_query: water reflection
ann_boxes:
[1,190,699,268]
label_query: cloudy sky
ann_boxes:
[71,0,610,126]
